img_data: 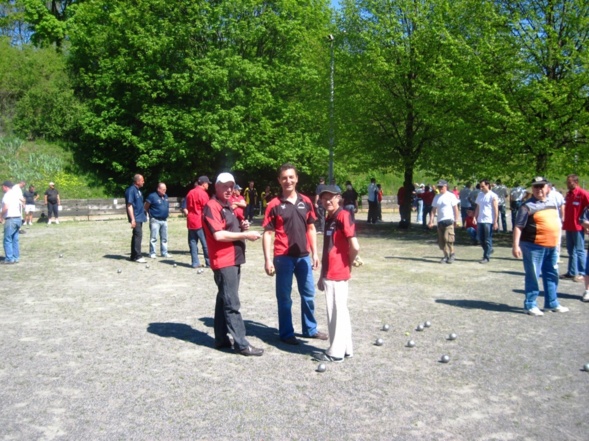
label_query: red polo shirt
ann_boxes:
[563,186,589,231]
[186,186,209,230]
[321,208,356,281]
[203,196,246,270]
[262,192,316,257]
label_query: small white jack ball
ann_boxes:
[59,254,63,258]
[382,324,390,331]
[316,363,326,373]
[173,264,177,268]
[440,355,450,363]
[406,340,416,348]
[197,269,204,274]
[145,264,150,269]
[375,338,384,346]
[117,269,122,274]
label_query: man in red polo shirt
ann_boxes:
[185,176,211,268]
[561,174,589,282]
[203,172,263,357]
[262,163,328,345]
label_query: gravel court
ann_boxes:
[1,215,588,440]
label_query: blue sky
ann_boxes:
[331,0,341,9]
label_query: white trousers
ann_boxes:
[324,279,353,358]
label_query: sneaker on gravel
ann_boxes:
[150,254,157,259]
[135,257,147,263]
[440,256,448,264]
[550,305,569,313]
[312,351,343,363]
[447,254,456,264]
[526,307,544,316]
[583,291,589,302]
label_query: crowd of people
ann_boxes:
[3,170,588,358]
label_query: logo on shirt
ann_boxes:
[297,202,306,210]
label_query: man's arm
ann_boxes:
[214,230,260,242]
[492,198,499,230]
[57,192,61,205]
[453,204,459,225]
[262,230,275,275]
[428,207,437,228]
[473,205,479,225]
[512,226,522,258]
[348,237,360,267]
[144,200,151,217]
[307,223,319,270]
[126,204,136,228]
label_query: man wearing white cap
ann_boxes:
[203,172,264,356]
[44,182,61,225]
[1,181,22,264]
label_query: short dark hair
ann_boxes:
[567,174,579,183]
[479,179,490,186]
[278,163,298,177]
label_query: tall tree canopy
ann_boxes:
[67,0,332,191]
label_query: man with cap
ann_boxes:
[185,176,211,268]
[262,163,328,345]
[313,185,359,363]
[473,179,499,264]
[44,182,60,225]
[203,172,264,356]
[144,182,171,259]
[23,184,39,226]
[125,174,147,263]
[428,180,460,263]
[1,181,22,263]
[230,184,246,221]
[512,177,569,316]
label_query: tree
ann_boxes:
[22,0,80,48]
[67,0,332,193]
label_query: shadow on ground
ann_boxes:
[436,298,522,314]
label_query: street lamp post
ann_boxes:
[328,34,335,184]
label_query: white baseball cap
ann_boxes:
[216,172,235,184]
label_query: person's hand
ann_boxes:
[265,261,275,276]
[512,246,522,259]
[317,277,325,291]
[241,220,250,231]
[493,222,498,231]
[472,218,478,226]
[244,231,261,241]
[312,254,319,270]
[131,220,136,228]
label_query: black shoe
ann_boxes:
[238,345,264,356]
[559,273,574,280]
[309,331,328,340]
[1,260,15,265]
[447,254,455,264]
[215,339,233,350]
[281,336,300,345]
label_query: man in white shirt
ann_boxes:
[1,181,23,264]
[473,179,499,264]
[429,179,460,264]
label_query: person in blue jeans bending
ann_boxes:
[262,163,328,345]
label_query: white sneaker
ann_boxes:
[135,257,147,263]
[47,219,52,225]
[550,305,569,313]
[527,307,544,316]
[583,291,589,302]
[150,254,157,259]
[55,220,59,224]
[162,253,172,258]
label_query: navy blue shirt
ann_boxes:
[146,191,169,220]
[125,184,147,223]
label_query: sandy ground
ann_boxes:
[1,213,588,440]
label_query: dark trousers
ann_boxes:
[498,204,507,232]
[47,202,59,219]
[422,205,432,228]
[214,266,249,351]
[316,205,326,232]
[367,201,378,223]
[478,223,493,260]
[131,222,143,261]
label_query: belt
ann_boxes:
[151,217,167,221]
[5,217,20,219]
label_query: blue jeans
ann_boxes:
[478,223,493,260]
[422,205,432,228]
[149,218,168,256]
[460,205,471,226]
[274,255,318,340]
[565,230,586,276]
[416,199,423,223]
[498,204,507,233]
[466,227,477,243]
[520,242,560,310]
[188,228,209,267]
[3,217,21,262]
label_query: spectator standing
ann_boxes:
[203,172,264,356]
[464,209,478,244]
[473,179,499,264]
[342,181,359,222]
[419,185,435,229]
[492,179,509,233]
[23,185,38,226]
[262,163,327,345]
[561,174,589,282]
[512,177,568,316]
[185,176,211,268]
[415,184,424,223]
[314,185,360,363]
[44,182,60,225]
[510,182,526,230]
[1,181,22,264]
[261,185,274,210]
[125,174,147,263]
[243,180,258,222]
[428,180,459,264]
[376,183,383,221]
[314,177,327,233]
[145,182,171,259]
[367,178,378,224]
[459,183,472,227]
[230,185,246,221]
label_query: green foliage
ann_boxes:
[67,0,332,192]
